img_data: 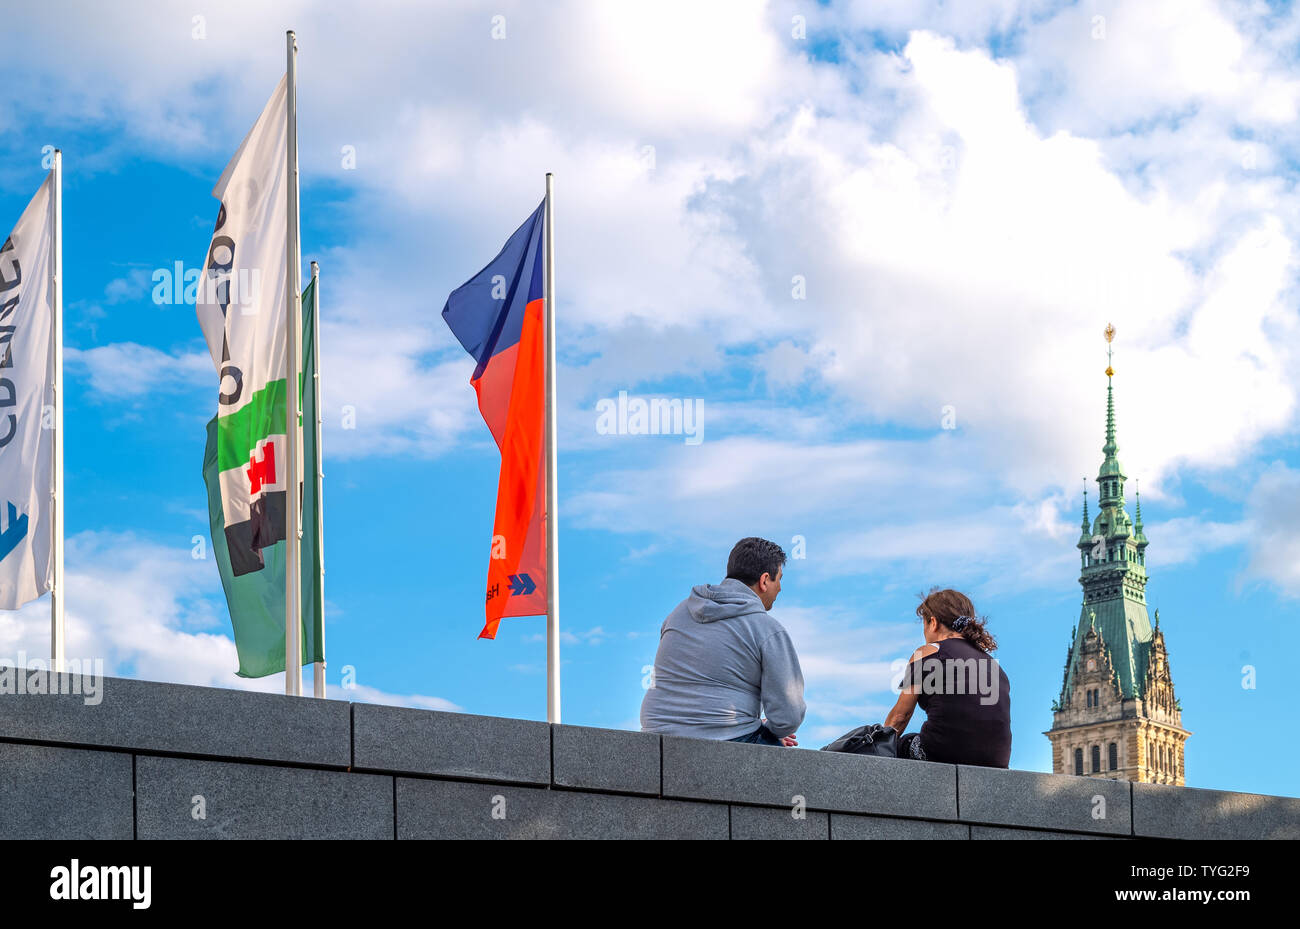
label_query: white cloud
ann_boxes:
[66,343,211,399]
[570,434,962,519]
[318,328,480,461]
[1014,0,1300,134]
[677,26,1300,504]
[523,626,607,647]
[1241,462,1300,597]
[759,340,824,390]
[102,268,154,305]
[1142,514,1250,568]
[337,683,461,712]
[839,0,1060,44]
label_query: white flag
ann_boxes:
[196,75,292,572]
[0,174,54,610]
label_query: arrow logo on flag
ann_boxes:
[508,573,536,597]
[0,501,29,563]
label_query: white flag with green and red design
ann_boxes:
[195,74,322,677]
[196,74,291,577]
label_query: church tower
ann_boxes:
[1045,325,1190,784]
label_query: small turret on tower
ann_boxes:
[1134,479,1149,551]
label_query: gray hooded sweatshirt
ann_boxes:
[639,578,806,740]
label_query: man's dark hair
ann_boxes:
[726,537,786,587]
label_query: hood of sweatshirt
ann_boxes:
[686,577,767,623]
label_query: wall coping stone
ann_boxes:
[0,671,350,768]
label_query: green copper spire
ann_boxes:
[1062,323,1154,702]
[1098,324,1125,494]
[1103,377,1117,455]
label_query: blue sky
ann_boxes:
[2,0,1299,798]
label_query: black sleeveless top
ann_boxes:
[902,637,1011,768]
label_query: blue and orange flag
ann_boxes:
[442,202,548,639]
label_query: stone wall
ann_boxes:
[0,673,1295,839]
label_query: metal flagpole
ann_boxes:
[543,174,560,724]
[50,149,64,673]
[284,32,304,697]
[310,260,325,699]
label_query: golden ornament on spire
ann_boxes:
[1104,323,1115,376]
[1104,323,1115,343]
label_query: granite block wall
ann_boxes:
[2,673,1296,840]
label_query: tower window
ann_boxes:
[1074,748,1083,776]
[1091,745,1101,774]
[1108,743,1118,770]
[1086,689,1092,708]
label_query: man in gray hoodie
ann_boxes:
[640,537,806,746]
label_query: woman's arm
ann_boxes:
[884,690,918,733]
[885,645,938,732]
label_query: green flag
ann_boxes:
[203,278,323,677]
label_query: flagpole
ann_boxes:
[543,173,560,724]
[284,31,303,697]
[49,149,64,673]
[310,260,325,699]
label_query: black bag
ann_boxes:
[821,723,899,757]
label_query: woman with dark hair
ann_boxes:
[884,587,1011,768]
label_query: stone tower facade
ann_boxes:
[1045,330,1190,785]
